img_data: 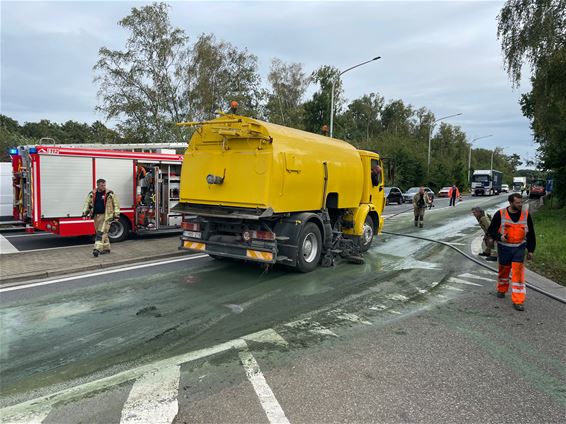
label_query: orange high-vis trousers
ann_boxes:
[498,262,526,304]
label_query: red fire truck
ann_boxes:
[10,144,185,242]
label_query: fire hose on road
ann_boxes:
[381,230,565,304]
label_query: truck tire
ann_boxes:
[296,222,322,273]
[360,215,374,252]
[108,215,130,243]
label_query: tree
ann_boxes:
[497,0,566,201]
[265,59,308,128]
[94,2,191,143]
[188,34,263,121]
[342,93,384,142]
[303,66,341,135]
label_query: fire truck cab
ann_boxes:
[10,144,185,242]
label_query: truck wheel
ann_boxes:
[108,216,130,243]
[360,215,374,252]
[296,223,322,273]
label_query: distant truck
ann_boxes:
[513,176,527,192]
[174,112,385,272]
[471,170,503,196]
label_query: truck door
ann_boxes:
[369,158,385,211]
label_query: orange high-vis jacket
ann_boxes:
[498,207,528,247]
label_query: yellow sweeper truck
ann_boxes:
[174,109,385,272]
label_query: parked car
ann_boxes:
[501,184,509,193]
[437,187,452,198]
[438,186,461,198]
[384,187,403,205]
[403,187,435,203]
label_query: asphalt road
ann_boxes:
[1,194,564,423]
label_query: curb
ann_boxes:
[0,250,189,286]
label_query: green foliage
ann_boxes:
[497,0,566,201]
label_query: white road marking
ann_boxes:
[0,234,19,254]
[0,254,210,293]
[471,234,483,255]
[449,277,483,287]
[239,349,290,424]
[369,304,387,311]
[284,319,338,337]
[9,244,91,254]
[444,286,465,292]
[333,312,373,325]
[120,365,180,424]
[388,310,402,315]
[243,329,289,346]
[0,328,284,421]
[445,242,466,246]
[386,294,409,301]
[458,272,495,282]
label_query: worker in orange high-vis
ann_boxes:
[487,193,536,311]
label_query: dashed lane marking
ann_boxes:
[449,277,483,287]
[284,319,338,337]
[239,350,290,424]
[333,311,373,325]
[458,273,495,282]
[0,328,282,423]
[444,286,465,292]
[120,365,180,424]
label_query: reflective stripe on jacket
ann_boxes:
[498,207,528,247]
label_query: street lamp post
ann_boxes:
[468,134,493,184]
[329,56,381,138]
[427,112,463,174]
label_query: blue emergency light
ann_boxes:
[9,148,18,155]
[29,147,37,154]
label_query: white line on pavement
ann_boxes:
[333,312,373,325]
[285,319,338,337]
[0,234,19,254]
[239,349,290,424]
[458,273,495,282]
[444,286,465,292]
[448,277,483,287]
[0,254,210,293]
[0,403,52,424]
[120,365,181,424]
[4,232,53,238]
[0,328,282,422]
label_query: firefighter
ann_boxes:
[471,207,496,261]
[82,178,120,257]
[487,193,536,311]
[413,186,432,228]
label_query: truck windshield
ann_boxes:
[472,175,490,182]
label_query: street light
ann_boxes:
[427,112,463,174]
[329,56,381,138]
[468,134,493,184]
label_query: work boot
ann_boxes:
[101,249,111,255]
[513,303,524,311]
[496,292,505,298]
[414,220,418,227]
[479,252,489,257]
[419,222,423,228]
[485,256,497,261]
[93,249,100,257]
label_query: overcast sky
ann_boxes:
[1,1,535,163]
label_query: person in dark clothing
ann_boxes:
[487,193,535,311]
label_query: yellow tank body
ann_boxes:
[179,115,366,213]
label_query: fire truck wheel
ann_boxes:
[296,222,322,273]
[108,216,130,243]
[360,215,375,252]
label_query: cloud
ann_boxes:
[1,0,533,160]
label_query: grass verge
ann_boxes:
[529,205,566,286]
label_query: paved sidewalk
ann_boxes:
[0,235,188,285]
